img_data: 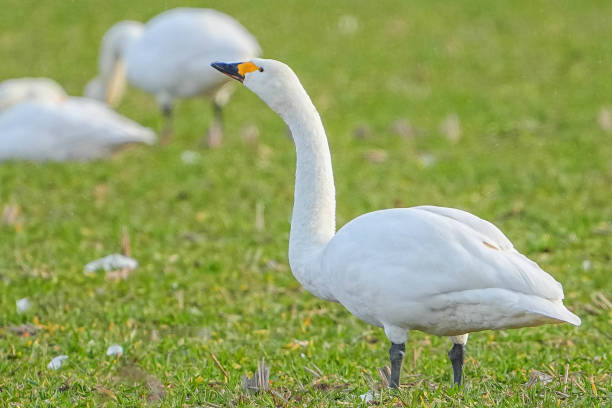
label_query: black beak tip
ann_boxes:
[210,61,224,71]
[211,62,244,82]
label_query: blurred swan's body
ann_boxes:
[212,59,581,387]
[0,78,155,162]
[85,8,261,146]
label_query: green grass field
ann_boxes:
[1,0,611,406]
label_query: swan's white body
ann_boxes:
[323,206,579,339]
[213,58,580,384]
[0,78,155,162]
[86,8,261,109]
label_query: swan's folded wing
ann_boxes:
[326,208,565,303]
[414,206,564,301]
[64,98,156,145]
[414,205,513,251]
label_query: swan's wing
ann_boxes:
[325,207,564,302]
[63,97,156,145]
[416,206,564,300]
[414,205,513,250]
[0,99,155,161]
[322,207,578,331]
[126,8,260,95]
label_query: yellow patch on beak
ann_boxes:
[237,62,260,77]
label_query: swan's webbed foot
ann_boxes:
[448,343,465,386]
[388,342,405,388]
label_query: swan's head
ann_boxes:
[211,58,309,119]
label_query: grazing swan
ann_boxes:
[85,8,261,146]
[0,78,155,162]
[212,59,581,387]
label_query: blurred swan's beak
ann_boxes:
[211,61,260,83]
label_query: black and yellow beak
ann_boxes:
[211,61,260,83]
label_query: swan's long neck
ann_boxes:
[284,92,337,300]
[95,22,143,105]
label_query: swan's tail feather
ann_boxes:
[534,300,581,326]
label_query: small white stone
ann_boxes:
[84,254,138,274]
[419,153,437,167]
[48,355,68,370]
[106,344,123,356]
[180,150,200,164]
[16,297,30,314]
[359,390,374,403]
[582,260,592,271]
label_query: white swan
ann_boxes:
[212,59,581,387]
[0,78,155,162]
[85,8,261,146]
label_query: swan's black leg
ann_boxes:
[389,342,405,388]
[448,343,465,386]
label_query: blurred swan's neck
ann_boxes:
[285,90,337,301]
[97,21,143,105]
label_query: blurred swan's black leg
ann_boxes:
[448,343,465,386]
[161,104,174,144]
[389,342,405,388]
[206,101,223,148]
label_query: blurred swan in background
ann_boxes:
[212,59,581,388]
[0,78,156,162]
[85,8,261,147]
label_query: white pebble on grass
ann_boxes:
[84,254,138,274]
[418,153,437,167]
[180,150,200,164]
[359,390,375,403]
[48,355,68,370]
[16,297,30,314]
[106,344,124,356]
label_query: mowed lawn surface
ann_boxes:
[1,0,611,406]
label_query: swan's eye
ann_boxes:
[259,67,264,72]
